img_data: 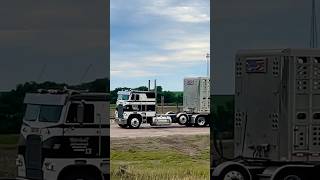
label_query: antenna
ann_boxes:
[79,64,93,84]
[310,0,318,48]
[37,64,47,82]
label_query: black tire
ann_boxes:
[274,169,306,180]
[127,116,142,129]
[118,124,127,128]
[177,114,189,125]
[194,116,207,127]
[217,165,251,180]
[63,171,101,180]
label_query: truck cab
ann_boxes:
[16,89,109,180]
[115,90,157,128]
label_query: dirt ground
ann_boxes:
[110,120,210,138]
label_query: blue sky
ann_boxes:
[110,0,210,91]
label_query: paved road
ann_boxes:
[110,120,210,138]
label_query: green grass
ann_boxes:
[111,135,210,180]
[0,134,19,145]
[0,134,19,178]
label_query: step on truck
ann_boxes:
[115,77,210,129]
[212,49,320,180]
[16,89,109,180]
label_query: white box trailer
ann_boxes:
[183,77,210,113]
[212,48,320,180]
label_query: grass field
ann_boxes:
[0,134,19,178]
[111,135,210,180]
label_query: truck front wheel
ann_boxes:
[128,116,141,129]
[178,114,188,125]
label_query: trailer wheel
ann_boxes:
[177,114,188,125]
[195,116,207,127]
[217,165,251,180]
[128,116,141,129]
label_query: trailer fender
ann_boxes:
[212,161,252,180]
[270,164,314,180]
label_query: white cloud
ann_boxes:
[142,1,209,23]
[111,0,210,87]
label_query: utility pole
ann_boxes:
[206,53,210,77]
[310,0,318,48]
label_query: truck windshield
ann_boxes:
[24,104,63,123]
[117,94,129,100]
[24,104,40,121]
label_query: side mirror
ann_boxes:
[77,101,85,124]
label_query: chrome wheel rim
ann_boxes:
[131,118,140,127]
[179,115,187,124]
[197,117,206,126]
[223,171,244,180]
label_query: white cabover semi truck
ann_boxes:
[212,49,320,180]
[115,77,210,129]
[16,89,109,180]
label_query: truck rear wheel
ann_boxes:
[273,169,305,180]
[128,116,141,129]
[195,116,207,127]
[178,114,188,125]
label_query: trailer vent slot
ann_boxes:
[297,113,307,120]
[297,57,308,64]
[236,61,242,77]
[311,125,320,147]
[313,113,320,120]
[273,59,280,76]
[313,57,320,64]
[296,80,309,91]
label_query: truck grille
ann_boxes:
[118,104,124,119]
[26,135,43,180]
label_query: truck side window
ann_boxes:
[66,104,77,123]
[147,105,155,111]
[83,104,94,123]
[136,94,140,100]
[66,103,95,123]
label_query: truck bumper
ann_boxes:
[115,118,127,125]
